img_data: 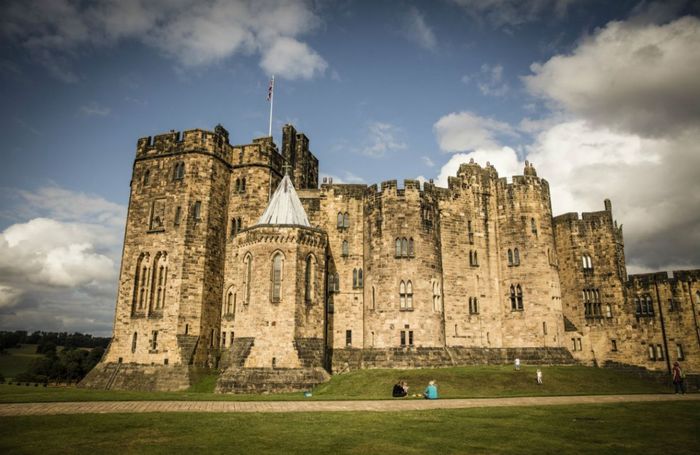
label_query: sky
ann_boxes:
[0,0,699,336]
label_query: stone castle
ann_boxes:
[82,124,700,392]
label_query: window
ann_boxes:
[143,169,150,186]
[243,254,252,305]
[174,206,181,226]
[576,338,582,351]
[305,255,314,303]
[408,238,414,257]
[131,332,137,353]
[510,285,517,311]
[346,330,352,347]
[353,269,358,289]
[343,212,350,228]
[513,248,520,266]
[193,201,202,220]
[400,281,406,309]
[516,285,523,310]
[226,291,235,316]
[328,273,336,293]
[241,178,246,192]
[669,299,679,312]
[132,254,148,312]
[470,250,479,267]
[151,330,158,351]
[395,238,402,257]
[531,218,537,235]
[173,162,185,181]
[677,344,685,360]
[400,330,414,347]
[337,212,343,228]
[605,303,612,318]
[469,297,479,314]
[432,282,442,312]
[543,321,547,335]
[467,220,474,244]
[508,249,513,266]
[152,253,167,310]
[582,254,593,270]
[611,339,618,351]
[342,240,349,257]
[358,268,363,288]
[656,344,664,361]
[235,179,240,193]
[401,238,408,257]
[406,281,413,309]
[648,344,655,360]
[271,252,283,303]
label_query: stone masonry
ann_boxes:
[80,123,700,392]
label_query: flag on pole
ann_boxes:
[267,76,274,101]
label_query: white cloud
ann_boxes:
[433,111,516,152]
[361,122,407,158]
[402,7,437,51]
[421,156,435,167]
[524,16,700,137]
[79,102,111,117]
[463,64,509,97]
[0,0,327,81]
[0,186,125,335]
[435,147,523,187]
[449,0,579,28]
[260,37,327,79]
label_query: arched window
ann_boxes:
[508,249,513,266]
[131,332,137,353]
[516,285,523,310]
[143,170,150,186]
[401,238,408,257]
[328,273,335,293]
[510,285,516,310]
[406,281,413,309]
[271,252,283,303]
[343,212,350,228]
[352,268,358,288]
[132,254,145,312]
[605,303,612,318]
[150,253,167,311]
[582,254,593,270]
[342,240,349,257]
[243,254,252,305]
[305,255,314,303]
[646,295,654,315]
[432,281,442,312]
[395,238,402,257]
[337,212,343,228]
[531,218,537,235]
[514,248,520,266]
[358,268,363,288]
[400,281,406,309]
[408,238,414,257]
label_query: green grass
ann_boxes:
[0,344,43,379]
[0,402,698,454]
[0,365,672,403]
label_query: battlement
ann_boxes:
[628,269,700,285]
[318,183,367,198]
[553,200,615,227]
[136,126,232,163]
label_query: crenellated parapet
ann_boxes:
[136,126,233,164]
[234,225,327,249]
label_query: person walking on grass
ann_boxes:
[423,380,438,399]
[514,358,521,371]
[536,369,543,385]
[672,361,686,394]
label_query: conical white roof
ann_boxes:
[256,174,311,227]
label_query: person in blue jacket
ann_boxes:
[423,380,438,399]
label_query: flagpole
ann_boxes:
[268,75,275,137]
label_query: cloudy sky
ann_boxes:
[1,0,699,336]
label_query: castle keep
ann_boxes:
[82,124,700,392]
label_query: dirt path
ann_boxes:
[0,393,697,416]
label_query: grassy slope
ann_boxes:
[0,402,698,454]
[0,365,671,403]
[0,345,43,378]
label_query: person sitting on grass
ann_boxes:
[392,381,408,398]
[423,380,438,400]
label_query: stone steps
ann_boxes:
[216,367,330,393]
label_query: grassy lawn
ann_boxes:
[0,345,43,379]
[0,365,672,403]
[0,402,698,454]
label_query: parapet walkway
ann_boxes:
[0,393,697,416]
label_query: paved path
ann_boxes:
[0,394,697,416]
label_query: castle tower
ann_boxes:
[217,174,329,393]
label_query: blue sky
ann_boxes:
[0,0,699,335]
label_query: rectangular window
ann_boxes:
[571,338,577,351]
[345,330,352,347]
[151,330,158,351]
[221,332,227,347]
[408,330,414,346]
[611,339,617,352]
[193,201,202,220]
[656,344,664,361]
[400,331,406,347]
[648,345,655,360]
[676,344,684,360]
[576,338,582,351]
[174,206,181,226]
